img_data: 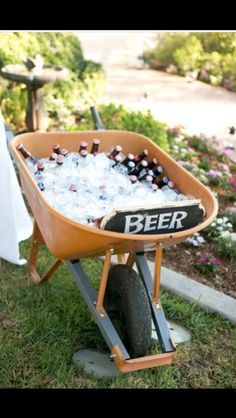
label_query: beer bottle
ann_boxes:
[49,152,58,161]
[90,138,100,155]
[139,169,154,181]
[79,141,88,152]
[152,183,158,192]
[134,149,149,163]
[60,148,69,157]
[156,177,174,188]
[153,165,164,176]
[37,162,44,172]
[69,183,77,192]
[56,155,64,166]
[80,150,88,158]
[37,182,45,191]
[113,154,123,166]
[108,145,123,160]
[127,161,136,174]
[129,175,138,184]
[53,143,61,155]
[131,160,148,176]
[143,175,154,188]
[122,153,135,167]
[17,144,38,165]
[148,157,158,170]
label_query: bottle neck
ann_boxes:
[17,144,38,164]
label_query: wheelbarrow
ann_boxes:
[11,120,218,373]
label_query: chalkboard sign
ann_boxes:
[100,200,205,235]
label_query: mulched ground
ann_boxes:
[148,242,236,299]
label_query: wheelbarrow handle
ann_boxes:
[90,105,105,130]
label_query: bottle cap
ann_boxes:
[53,143,60,151]
[37,162,44,171]
[80,150,88,158]
[128,161,135,169]
[127,153,134,160]
[145,175,153,182]
[140,160,148,167]
[93,138,100,145]
[37,182,45,191]
[114,154,122,163]
[152,183,158,191]
[69,183,77,192]
[61,148,68,156]
[168,181,175,189]
[129,175,138,183]
[80,141,88,148]
[49,152,58,161]
[155,165,164,174]
[56,155,64,165]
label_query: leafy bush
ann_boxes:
[144,32,236,91]
[205,216,233,241]
[0,32,107,130]
[195,257,221,275]
[218,232,236,261]
[72,103,169,151]
[144,33,189,69]
[173,35,204,75]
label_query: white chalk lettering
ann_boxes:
[124,214,144,234]
[144,214,158,232]
[169,211,187,229]
[157,213,172,229]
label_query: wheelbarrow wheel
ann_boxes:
[104,264,152,358]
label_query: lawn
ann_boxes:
[0,239,235,389]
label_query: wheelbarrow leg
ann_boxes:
[135,245,176,353]
[28,220,62,283]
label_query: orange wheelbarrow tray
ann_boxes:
[11,130,218,373]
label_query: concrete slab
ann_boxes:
[152,320,191,344]
[73,349,120,379]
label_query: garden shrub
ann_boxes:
[144,32,236,91]
[73,103,169,152]
[0,32,107,130]
[173,35,204,75]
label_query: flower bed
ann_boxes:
[160,126,236,298]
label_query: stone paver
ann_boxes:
[73,349,120,379]
[77,31,236,151]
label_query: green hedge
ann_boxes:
[0,32,107,130]
[70,103,169,152]
[144,32,236,91]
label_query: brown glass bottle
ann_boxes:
[17,144,38,165]
[79,141,88,152]
[122,153,135,167]
[90,138,100,155]
[53,143,61,155]
[108,145,122,160]
[134,149,149,163]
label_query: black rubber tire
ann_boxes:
[104,264,152,358]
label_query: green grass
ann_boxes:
[0,239,235,388]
